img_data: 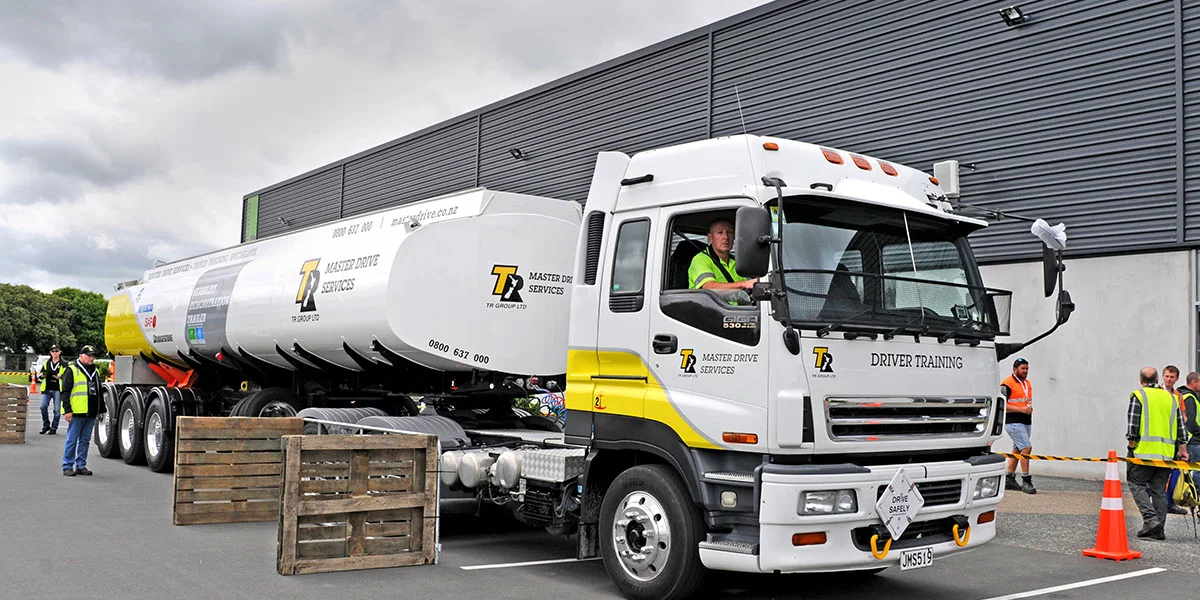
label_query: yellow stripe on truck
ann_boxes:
[566,348,720,450]
[104,291,154,358]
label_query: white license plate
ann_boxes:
[899,547,933,571]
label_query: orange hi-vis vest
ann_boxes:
[1002,374,1031,413]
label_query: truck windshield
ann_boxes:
[776,195,1010,338]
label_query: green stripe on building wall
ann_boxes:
[244,195,259,241]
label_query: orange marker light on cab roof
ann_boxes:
[763,142,779,151]
[722,432,759,444]
[929,176,940,185]
[879,161,899,176]
[820,148,843,165]
[851,155,872,171]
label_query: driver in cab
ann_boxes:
[688,218,757,304]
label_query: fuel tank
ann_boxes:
[105,188,581,376]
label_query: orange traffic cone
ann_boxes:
[28,372,37,394]
[1082,450,1141,561]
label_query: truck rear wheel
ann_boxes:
[600,464,706,600]
[95,384,121,458]
[118,388,147,465]
[238,387,297,418]
[144,388,174,473]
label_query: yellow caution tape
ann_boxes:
[997,452,1200,471]
[0,371,34,377]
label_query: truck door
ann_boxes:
[593,212,657,424]
[645,203,768,450]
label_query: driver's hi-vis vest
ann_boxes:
[1131,386,1179,461]
[62,363,99,416]
[1002,375,1031,413]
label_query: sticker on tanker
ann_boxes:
[291,254,382,324]
[487,264,571,310]
[184,263,247,357]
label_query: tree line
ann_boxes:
[0,284,108,355]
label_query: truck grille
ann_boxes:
[877,479,963,508]
[825,397,991,441]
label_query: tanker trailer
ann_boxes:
[101,188,581,471]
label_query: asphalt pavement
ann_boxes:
[1,393,1197,600]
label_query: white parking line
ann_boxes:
[460,557,602,571]
[978,567,1165,600]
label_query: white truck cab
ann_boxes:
[566,136,1015,596]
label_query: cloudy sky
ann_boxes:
[0,0,769,294]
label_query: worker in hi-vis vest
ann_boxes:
[1126,366,1189,540]
[1000,358,1036,494]
[59,345,106,477]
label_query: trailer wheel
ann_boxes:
[118,389,147,465]
[239,387,297,418]
[600,464,706,600]
[144,388,174,473]
[95,384,122,458]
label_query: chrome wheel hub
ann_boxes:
[97,412,110,445]
[257,400,297,418]
[611,491,671,582]
[146,412,163,459]
[120,408,136,450]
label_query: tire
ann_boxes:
[118,387,148,465]
[229,394,252,417]
[600,465,707,600]
[95,384,122,458]
[239,387,297,418]
[143,387,174,473]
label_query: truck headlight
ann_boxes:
[973,476,1000,500]
[800,489,858,515]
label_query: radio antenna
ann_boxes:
[734,85,757,179]
[734,85,749,135]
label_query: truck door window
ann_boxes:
[609,219,650,312]
[659,213,760,347]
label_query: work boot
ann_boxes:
[39,427,48,435]
[1152,524,1166,541]
[48,430,56,435]
[62,469,75,477]
[1020,475,1037,495]
[1005,473,1021,491]
[1168,505,1188,515]
[74,468,92,476]
[1136,520,1160,538]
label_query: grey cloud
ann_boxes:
[0,226,216,293]
[0,137,166,205]
[0,0,293,81]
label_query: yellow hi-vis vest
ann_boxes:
[1132,386,1179,461]
[62,363,97,416]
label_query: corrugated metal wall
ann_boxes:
[248,0,1199,263]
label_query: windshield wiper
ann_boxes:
[816,308,876,338]
[883,314,929,340]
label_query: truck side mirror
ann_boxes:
[1042,245,1059,297]
[734,206,772,279]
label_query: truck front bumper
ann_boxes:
[698,455,1006,573]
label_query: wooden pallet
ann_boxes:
[277,434,439,575]
[172,417,303,525]
[0,387,27,444]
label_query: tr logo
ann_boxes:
[296,258,321,312]
[812,346,834,373]
[490,265,524,303]
[679,349,696,373]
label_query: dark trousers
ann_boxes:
[1128,463,1170,525]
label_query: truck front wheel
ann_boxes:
[600,464,706,600]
